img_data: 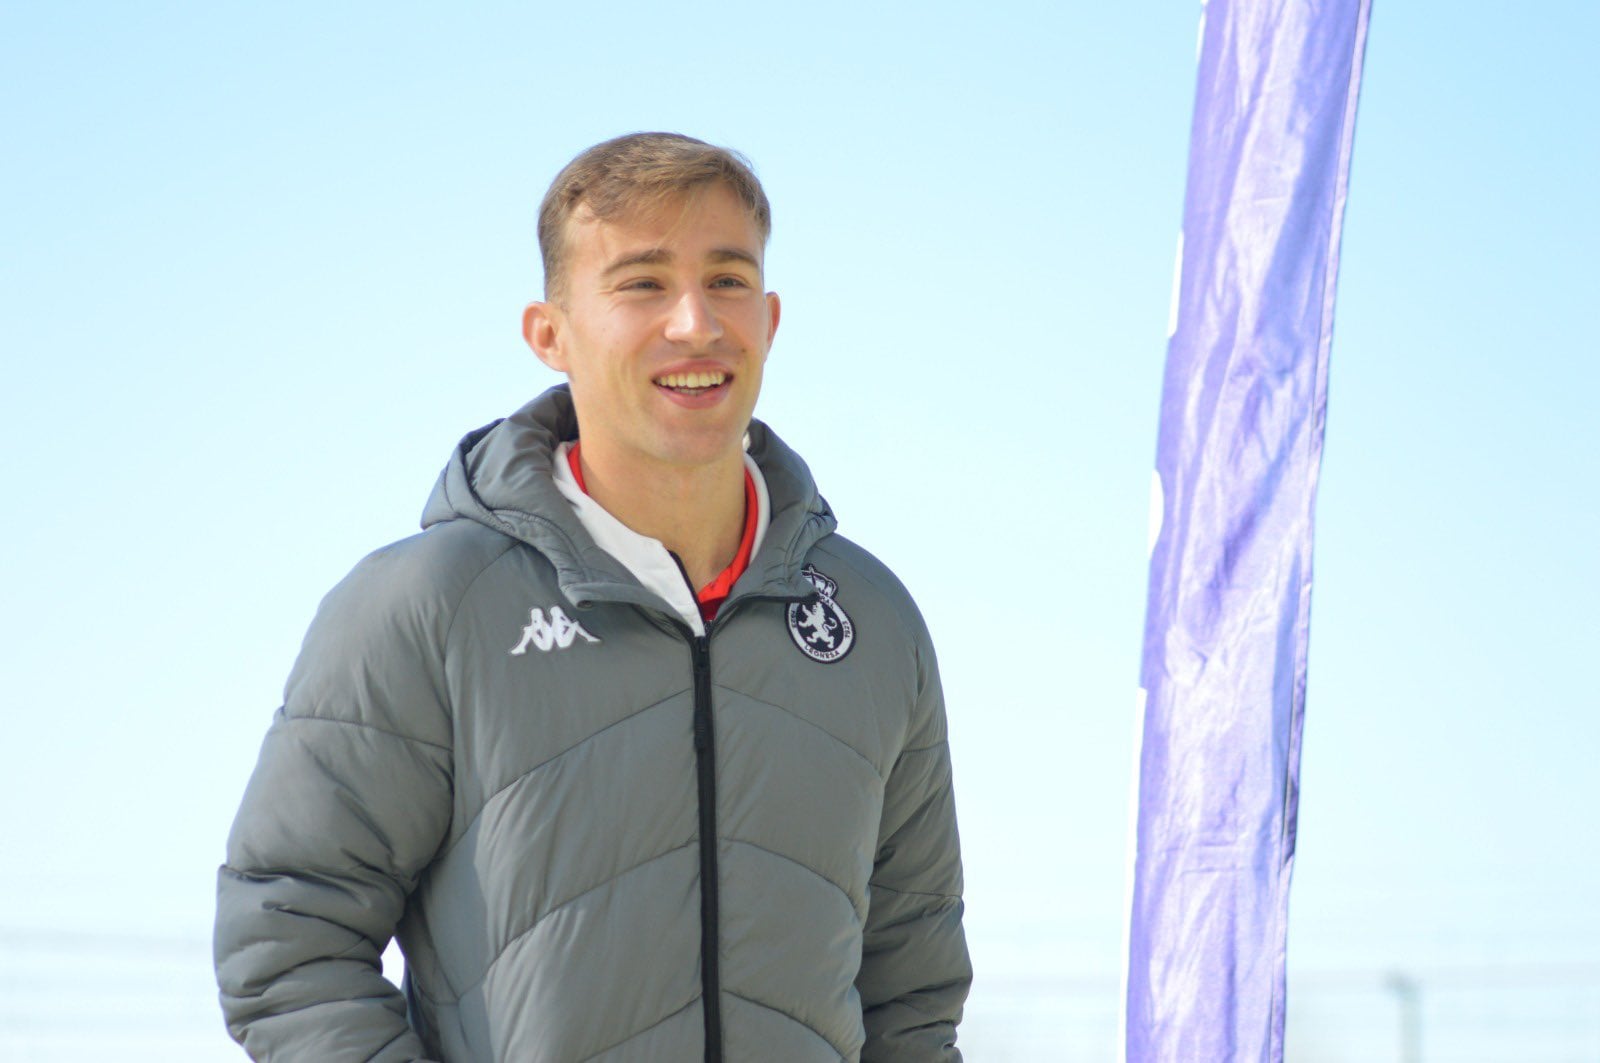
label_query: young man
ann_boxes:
[215,133,970,1062]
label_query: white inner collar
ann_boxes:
[550,441,771,637]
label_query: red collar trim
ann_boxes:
[566,440,757,620]
[565,440,589,493]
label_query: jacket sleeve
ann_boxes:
[214,546,456,1062]
[857,635,972,1062]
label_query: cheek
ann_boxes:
[589,315,652,360]
[736,311,776,355]
[563,327,625,378]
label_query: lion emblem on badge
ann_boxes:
[787,565,855,663]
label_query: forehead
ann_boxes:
[563,185,765,268]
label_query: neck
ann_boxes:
[576,442,747,591]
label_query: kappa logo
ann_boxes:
[787,565,855,663]
[508,605,600,655]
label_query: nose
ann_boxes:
[662,288,724,347]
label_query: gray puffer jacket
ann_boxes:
[215,386,969,1062]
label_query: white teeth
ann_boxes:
[655,370,727,389]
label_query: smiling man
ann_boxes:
[215,133,970,1063]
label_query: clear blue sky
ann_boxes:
[3,3,1596,1058]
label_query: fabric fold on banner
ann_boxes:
[1124,1,1372,1060]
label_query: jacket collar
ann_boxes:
[422,385,836,612]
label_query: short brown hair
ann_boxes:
[538,132,772,299]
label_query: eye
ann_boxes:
[619,278,663,291]
[711,275,751,289]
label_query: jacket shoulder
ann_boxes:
[806,533,935,655]
[346,518,519,605]
[282,520,518,746]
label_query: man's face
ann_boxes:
[525,184,780,474]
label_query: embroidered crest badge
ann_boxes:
[787,565,855,663]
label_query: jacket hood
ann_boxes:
[422,385,837,611]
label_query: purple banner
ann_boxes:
[1125,1,1371,1060]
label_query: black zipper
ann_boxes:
[689,632,722,1063]
[664,548,807,1062]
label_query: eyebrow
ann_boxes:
[600,246,762,277]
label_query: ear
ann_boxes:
[522,301,567,373]
[764,291,782,353]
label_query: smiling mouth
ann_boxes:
[653,369,729,396]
